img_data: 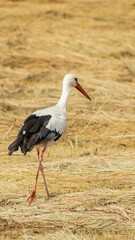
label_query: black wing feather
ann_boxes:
[35,127,60,145]
[8,114,52,155]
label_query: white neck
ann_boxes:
[57,81,70,109]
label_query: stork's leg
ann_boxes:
[27,159,41,206]
[37,147,50,198]
[27,147,49,206]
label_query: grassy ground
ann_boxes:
[0,0,135,239]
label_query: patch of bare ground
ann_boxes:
[0,0,135,239]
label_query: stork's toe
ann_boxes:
[27,190,37,206]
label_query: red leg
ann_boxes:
[38,147,50,198]
[27,160,41,206]
[27,147,49,206]
[39,146,46,159]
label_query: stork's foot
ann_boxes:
[27,189,37,206]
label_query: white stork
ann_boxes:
[8,73,91,205]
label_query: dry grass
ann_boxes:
[0,0,135,239]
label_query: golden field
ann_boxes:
[0,0,135,239]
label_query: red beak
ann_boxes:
[75,83,91,101]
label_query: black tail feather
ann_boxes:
[20,137,29,155]
[8,135,23,155]
[8,134,36,156]
[8,140,19,155]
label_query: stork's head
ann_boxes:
[63,73,91,101]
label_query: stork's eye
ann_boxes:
[74,78,78,82]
